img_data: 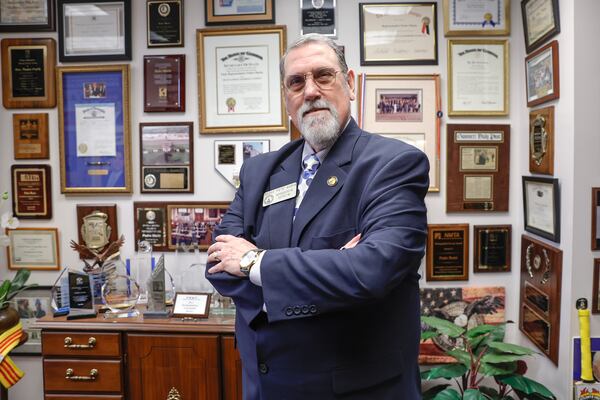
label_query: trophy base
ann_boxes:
[143,310,170,319]
[103,309,139,319]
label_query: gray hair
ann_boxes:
[279,34,349,79]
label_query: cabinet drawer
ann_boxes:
[42,332,121,357]
[43,359,122,393]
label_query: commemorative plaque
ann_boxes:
[301,0,336,36]
[519,234,562,365]
[143,54,185,112]
[11,164,52,219]
[66,270,97,320]
[473,225,511,273]
[143,254,169,318]
[426,224,469,281]
[134,202,168,252]
[147,0,183,47]
[12,113,49,159]
[529,106,554,175]
[76,205,119,258]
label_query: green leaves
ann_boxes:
[422,316,465,338]
[487,342,535,356]
[464,389,489,400]
[0,280,10,305]
[422,330,439,341]
[432,388,462,400]
[1,269,36,306]
[422,364,468,380]
[497,375,555,399]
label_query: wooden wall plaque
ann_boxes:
[76,204,119,258]
[11,164,52,219]
[13,113,49,159]
[426,224,469,281]
[529,106,554,175]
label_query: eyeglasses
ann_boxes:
[284,68,342,93]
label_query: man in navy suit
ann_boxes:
[207,34,429,399]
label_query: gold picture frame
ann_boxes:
[7,227,60,270]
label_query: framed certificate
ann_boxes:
[140,122,194,193]
[1,38,56,109]
[172,292,211,318]
[205,0,274,25]
[358,74,441,192]
[526,40,559,108]
[426,224,469,281]
[448,39,508,116]
[301,0,336,37]
[592,188,600,251]
[13,113,50,159]
[521,0,560,54]
[167,203,229,251]
[522,176,560,243]
[147,0,183,47]
[529,106,554,175]
[57,0,132,62]
[473,225,511,273]
[197,25,288,134]
[10,286,52,355]
[57,64,132,194]
[144,54,185,112]
[214,139,270,188]
[443,0,509,36]
[359,3,438,65]
[11,164,52,219]
[7,227,60,270]
[134,202,168,251]
[0,0,54,32]
[446,124,510,212]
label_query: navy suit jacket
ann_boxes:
[207,119,429,400]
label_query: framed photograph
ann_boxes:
[1,38,56,109]
[57,0,132,62]
[359,2,438,66]
[205,0,274,25]
[11,164,52,219]
[167,203,229,251]
[57,64,132,194]
[519,234,562,365]
[526,40,559,108]
[0,0,54,32]
[426,224,469,281]
[76,204,118,254]
[446,124,510,212]
[144,54,185,112]
[522,176,560,243]
[448,39,509,116]
[521,0,560,54]
[473,225,511,273]
[140,122,194,193]
[197,25,287,134]
[134,202,168,252]
[443,0,510,36]
[301,0,336,37]
[529,106,554,175]
[13,113,50,159]
[214,139,270,188]
[358,74,441,192]
[6,227,60,270]
[147,0,183,47]
[592,188,600,251]
[10,286,52,355]
[594,259,600,314]
[172,292,211,318]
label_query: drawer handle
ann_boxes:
[167,387,181,400]
[65,368,98,381]
[64,336,96,349]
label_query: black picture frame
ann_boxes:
[0,0,55,32]
[522,176,560,243]
[521,0,560,54]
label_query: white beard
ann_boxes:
[297,99,341,151]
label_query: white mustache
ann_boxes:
[298,100,334,118]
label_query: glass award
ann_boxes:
[51,268,96,319]
[131,240,153,304]
[101,273,140,319]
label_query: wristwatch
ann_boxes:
[240,249,264,276]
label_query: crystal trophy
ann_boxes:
[101,273,140,319]
[131,240,153,304]
[143,255,170,318]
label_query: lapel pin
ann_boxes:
[327,176,338,187]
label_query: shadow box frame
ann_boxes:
[7,227,60,271]
[522,176,560,243]
[525,40,559,108]
[0,0,55,32]
[442,0,510,37]
[9,285,53,355]
[521,0,560,54]
[57,64,132,194]
[205,0,274,25]
[357,73,441,192]
[426,223,469,282]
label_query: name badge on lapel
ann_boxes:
[262,182,297,207]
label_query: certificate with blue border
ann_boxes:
[57,64,132,193]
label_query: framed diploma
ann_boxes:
[443,0,509,36]
[57,0,132,62]
[521,0,560,54]
[215,139,270,188]
[593,259,600,314]
[1,38,56,109]
[525,40,559,108]
[426,224,469,281]
[172,292,211,318]
[519,234,562,365]
[57,64,132,194]
[140,122,194,193]
[301,0,336,37]
[10,286,52,355]
[0,0,54,32]
[446,124,510,212]
[147,0,183,47]
[13,113,50,159]
[76,204,118,253]
[11,164,52,219]
[197,25,288,134]
[134,202,168,252]
[522,176,560,243]
[473,225,511,273]
[144,54,185,112]
[358,74,441,192]
[167,202,229,251]
[6,227,60,270]
[205,0,274,25]
[359,3,438,66]
[529,106,554,175]
[448,39,508,116]
[592,188,600,251]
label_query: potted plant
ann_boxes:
[0,269,37,332]
[421,316,556,400]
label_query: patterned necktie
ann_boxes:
[294,153,321,220]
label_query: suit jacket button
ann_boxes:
[293,306,301,315]
[301,305,309,314]
[259,363,269,374]
[285,307,293,316]
[309,305,317,314]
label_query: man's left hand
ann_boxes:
[207,235,256,277]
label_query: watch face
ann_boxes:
[240,250,258,269]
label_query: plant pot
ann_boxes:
[0,305,20,334]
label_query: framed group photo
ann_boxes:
[522,176,560,243]
[167,203,229,251]
[443,0,510,36]
[526,40,559,108]
[521,0,560,54]
[0,0,55,32]
[205,0,275,25]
